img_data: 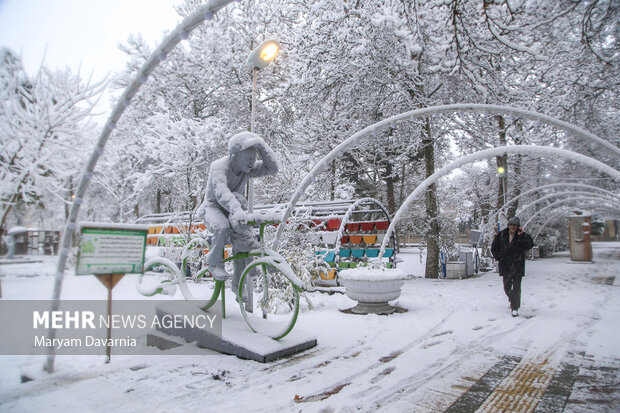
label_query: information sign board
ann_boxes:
[76,223,148,275]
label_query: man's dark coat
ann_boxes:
[491,228,534,278]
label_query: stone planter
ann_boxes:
[339,268,405,315]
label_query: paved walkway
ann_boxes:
[443,269,619,412]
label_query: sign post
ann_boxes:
[95,273,124,362]
[76,223,148,362]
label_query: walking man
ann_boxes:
[491,216,534,317]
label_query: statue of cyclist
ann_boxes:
[197,132,279,300]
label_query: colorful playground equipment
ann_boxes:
[294,198,397,285]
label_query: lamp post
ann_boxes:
[246,40,279,213]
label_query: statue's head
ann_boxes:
[229,132,260,173]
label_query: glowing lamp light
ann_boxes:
[497,166,507,178]
[260,43,279,62]
[247,40,280,71]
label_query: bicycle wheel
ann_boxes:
[138,256,184,297]
[139,256,224,313]
[238,255,302,340]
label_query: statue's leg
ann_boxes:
[204,207,231,280]
[230,225,260,306]
[232,258,249,295]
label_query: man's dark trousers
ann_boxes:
[503,275,522,311]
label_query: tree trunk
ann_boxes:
[156,189,161,214]
[383,159,397,215]
[330,159,336,201]
[507,154,523,217]
[398,163,406,207]
[186,170,195,212]
[423,119,440,279]
[0,193,17,237]
[64,179,74,221]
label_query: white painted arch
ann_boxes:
[375,146,619,258]
[483,182,620,236]
[532,206,620,243]
[516,191,620,217]
[47,0,238,374]
[274,104,620,248]
[523,196,620,229]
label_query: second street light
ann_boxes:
[247,40,280,213]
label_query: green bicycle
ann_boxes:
[137,215,304,340]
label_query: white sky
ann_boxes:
[0,0,181,80]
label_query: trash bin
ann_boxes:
[459,249,474,277]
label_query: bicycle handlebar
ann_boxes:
[242,210,284,225]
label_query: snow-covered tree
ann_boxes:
[0,48,103,243]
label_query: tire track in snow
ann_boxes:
[356,314,540,412]
[292,313,460,403]
[289,276,538,406]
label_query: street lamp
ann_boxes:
[247,40,280,72]
[247,40,280,213]
[497,165,507,208]
[497,166,506,178]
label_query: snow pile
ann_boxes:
[339,267,404,281]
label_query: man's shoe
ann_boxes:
[511,310,519,317]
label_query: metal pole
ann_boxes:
[251,68,257,132]
[106,280,112,363]
[242,68,259,312]
[248,68,257,214]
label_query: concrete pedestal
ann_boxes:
[151,301,316,363]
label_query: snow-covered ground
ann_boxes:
[0,243,618,412]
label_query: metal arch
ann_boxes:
[523,195,620,241]
[523,196,620,229]
[532,206,620,244]
[274,103,620,248]
[376,146,620,258]
[47,0,238,374]
[532,209,571,244]
[516,191,620,216]
[481,182,620,240]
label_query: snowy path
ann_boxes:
[0,243,618,412]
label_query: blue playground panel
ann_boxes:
[351,249,365,258]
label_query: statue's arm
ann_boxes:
[250,139,279,177]
[210,161,243,214]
